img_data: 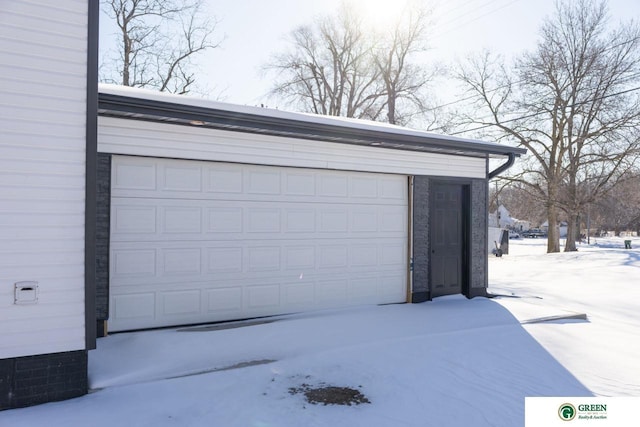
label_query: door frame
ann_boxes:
[429,179,471,298]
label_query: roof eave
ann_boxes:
[98,92,527,159]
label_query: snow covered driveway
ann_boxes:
[1,237,638,427]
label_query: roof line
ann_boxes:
[97,90,526,158]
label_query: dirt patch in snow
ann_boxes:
[288,383,370,406]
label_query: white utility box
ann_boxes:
[14,281,39,304]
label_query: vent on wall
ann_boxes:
[14,281,39,305]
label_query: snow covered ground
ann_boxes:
[1,237,639,426]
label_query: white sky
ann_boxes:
[99,0,640,108]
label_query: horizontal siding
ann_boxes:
[0,328,85,357]
[98,117,486,178]
[0,1,87,359]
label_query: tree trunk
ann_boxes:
[547,204,560,253]
[122,32,130,86]
[564,212,579,251]
[387,89,396,125]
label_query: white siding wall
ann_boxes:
[0,1,87,358]
[98,117,486,178]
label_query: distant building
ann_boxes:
[541,221,568,237]
[488,204,534,231]
[512,219,532,232]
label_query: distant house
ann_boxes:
[489,205,516,228]
[0,0,525,410]
[512,219,532,232]
[541,221,568,238]
[489,205,532,232]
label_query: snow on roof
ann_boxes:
[98,84,525,156]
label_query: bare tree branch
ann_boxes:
[101,0,222,94]
[263,1,436,126]
[454,0,640,253]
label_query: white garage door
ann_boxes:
[109,156,408,331]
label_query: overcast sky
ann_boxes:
[99,0,640,108]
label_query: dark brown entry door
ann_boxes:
[431,183,464,297]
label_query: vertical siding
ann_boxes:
[0,1,87,358]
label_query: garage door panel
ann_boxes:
[283,245,315,270]
[207,207,243,233]
[350,176,378,198]
[380,175,408,200]
[162,206,202,234]
[246,285,281,310]
[112,201,406,242]
[281,281,315,307]
[285,209,316,233]
[161,163,203,192]
[161,248,202,276]
[207,247,243,273]
[382,243,408,266]
[381,206,408,232]
[351,209,378,232]
[246,246,281,272]
[319,175,348,198]
[113,205,157,234]
[113,157,405,204]
[246,169,281,195]
[349,245,378,267]
[205,287,243,313]
[246,208,281,233]
[111,239,405,282]
[319,209,349,233]
[112,293,155,320]
[285,171,315,196]
[317,279,349,304]
[112,249,156,278]
[377,273,407,297]
[207,167,243,194]
[350,275,386,302]
[109,274,407,330]
[112,159,157,191]
[318,245,348,269]
[110,156,408,331]
[160,290,201,316]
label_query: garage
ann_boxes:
[95,84,525,335]
[109,155,408,331]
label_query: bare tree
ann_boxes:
[264,4,382,119]
[101,0,222,94]
[593,171,640,235]
[455,0,640,253]
[264,2,435,125]
[372,5,435,125]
